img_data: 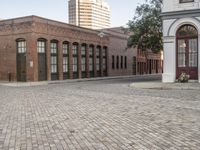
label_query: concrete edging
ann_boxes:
[0,74,162,87]
[130,81,200,90]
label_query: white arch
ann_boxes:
[163,17,200,83]
[168,17,200,36]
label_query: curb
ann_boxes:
[130,82,200,90]
[0,74,162,87]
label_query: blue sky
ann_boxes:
[0,0,143,27]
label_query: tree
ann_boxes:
[127,0,162,53]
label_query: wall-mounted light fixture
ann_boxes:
[98,32,106,38]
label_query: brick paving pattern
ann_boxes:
[0,78,200,150]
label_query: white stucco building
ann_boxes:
[162,0,200,82]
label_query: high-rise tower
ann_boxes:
[68,0,110,29]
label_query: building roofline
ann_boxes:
[0,15,104,35]
[161,9,200,19]
[100,27,129,39]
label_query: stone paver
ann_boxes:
[0,78,200,150]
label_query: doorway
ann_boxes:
[17,40,26,82]
[176,25,198,80]
[37,40,47,81]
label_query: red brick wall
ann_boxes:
[0,16,137,81]
[137,50,163,75]
[104,28,137,76]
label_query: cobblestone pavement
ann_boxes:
[0,78,200,150]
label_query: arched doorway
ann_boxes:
[176,25,198,80]
[37,38,47,81]
[16,39,27,82]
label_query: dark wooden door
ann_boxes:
[17,54,26,82]
[38,53,47,81]
[149,60,152,74]
[132,56,136,75]
[176,38,198,79]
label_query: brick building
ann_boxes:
[136,49,163,75]
[103,27,137,76]
[0,16,136,82]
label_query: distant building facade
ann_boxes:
[0,16,136,82]
[136,50,163,75]
[103,27,137,76]
[162,0,200,82]
[68,0,110,29]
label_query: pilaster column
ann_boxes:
[93,46,97,77]
[58,41,63,80]
[86,44,90,78]
[46,40,51,81]
[78,44,82,79]
[100,47,103,77]
[68,42,73,79]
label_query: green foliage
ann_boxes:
[128,0,163,53]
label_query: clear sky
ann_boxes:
[0,0,143,27]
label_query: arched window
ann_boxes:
[37,38,46,53]
[177,25,197,38]
[16,39,26,53]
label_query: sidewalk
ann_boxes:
[130,81,200,90]
[0,74,161,87]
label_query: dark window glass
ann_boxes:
[121,56,123,69]
[180,0,194,3]
[125,56,127,69]
[112,55,115,69]
[133,56,136,75]
[116,56,119,69]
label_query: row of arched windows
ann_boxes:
[16,38,108,81]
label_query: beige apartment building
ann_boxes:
[68,0,110,29]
